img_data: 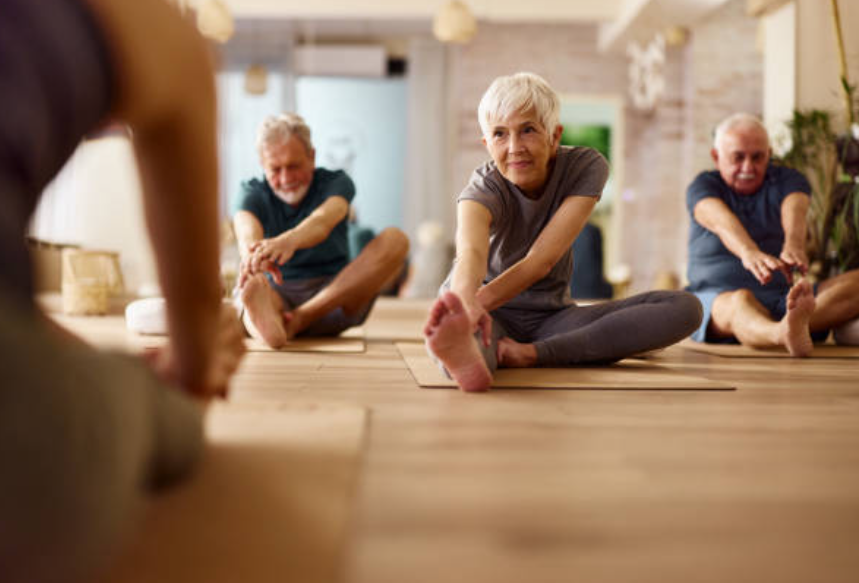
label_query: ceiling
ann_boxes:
[217,0,624,22]
[201,0,737,55]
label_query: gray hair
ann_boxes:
[477,72,560,137]
[713,113,769,149]
[257,113,314,154]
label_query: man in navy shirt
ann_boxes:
[233,113,408,348]
[686,113,859,356]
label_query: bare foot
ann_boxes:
[778,280,816,357]
[424,291,492,392]
[240,275,287,348]
[497,337,538,368]
[283,310,306,340]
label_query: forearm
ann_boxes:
[782,193,809,249]
[716,224,761,259]
[477,255,550,311]
[695,199,760,260]
[234,212,263,258]
[276,218,331,252]
[478,195,594,310]
[450,248,486,302]
[137,112,222,391]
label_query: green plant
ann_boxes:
[774,1,859,279]
[778,110,859,278]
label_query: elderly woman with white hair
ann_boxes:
[424,72,702,392]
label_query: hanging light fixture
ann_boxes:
[196,0,234,43]
[244,64,268,96]
[433,0,477,44]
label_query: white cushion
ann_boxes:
[125,297,168,335]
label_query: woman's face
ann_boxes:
[483,108,562,197]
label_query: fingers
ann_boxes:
[479,314,492,347]
[746,253,786,285]
[204,305,247,399]
[264,261,282,285]
[440,290,466,314]
[423,297,449,335]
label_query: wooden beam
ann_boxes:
[747,0,791,18]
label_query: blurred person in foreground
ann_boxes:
[0,0,245,581]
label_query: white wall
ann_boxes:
[762,1,796,152]
[795,0,859,126]
[32,138,159,294]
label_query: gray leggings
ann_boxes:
[474,291,703,373]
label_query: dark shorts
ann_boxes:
[690,285,830,343]
[269,274,375,337]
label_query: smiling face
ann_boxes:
[712,125,771,196]
[260,135,315,206]
[482,108,562,197]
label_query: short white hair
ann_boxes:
[257,113,314,154]
[477,72,560,137]
[713,113,769,150]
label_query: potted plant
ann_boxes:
[776,0,859,280]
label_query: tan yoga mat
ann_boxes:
[680,339,859,359]
[106,402,367,583]
[396,342,734,390]
[244,326,365,353]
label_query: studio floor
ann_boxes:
[50,296,859,583]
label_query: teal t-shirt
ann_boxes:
[238,168,355,281]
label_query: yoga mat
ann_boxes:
[395,343,734,391]
[106,402,367,583]
[680,339,859,359]
[244,327,365,353]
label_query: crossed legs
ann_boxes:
[241,227,409,348]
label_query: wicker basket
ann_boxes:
[61,249,124,315]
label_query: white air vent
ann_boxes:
[294,45,386,77]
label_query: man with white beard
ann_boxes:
[233,113,408,348]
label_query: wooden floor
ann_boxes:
[58,297,859,583]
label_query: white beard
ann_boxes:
[273,183,310,206]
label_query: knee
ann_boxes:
[675,291,704,330]
[732,288,756,307]
[376,227,410,261]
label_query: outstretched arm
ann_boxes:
[476,195,596,311]
[249,195,350,268]
[780,192,810,273]
[234,210,281,286]
[84,0,242,396]
[693,197,789,285]
[447,200,493,343]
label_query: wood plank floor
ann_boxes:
[54,297,859,583]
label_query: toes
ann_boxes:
[440,291,466,314]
